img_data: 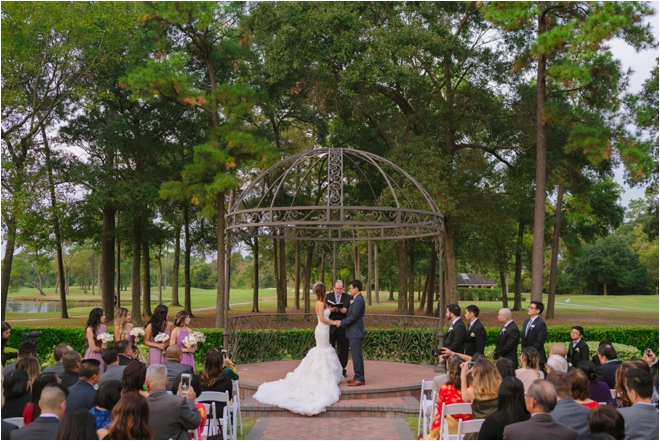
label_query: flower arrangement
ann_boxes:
[154,332,170,343]
[97,332,114,344]
[191,331,206,343]
[130,327,145,340]
[182,331,206,348]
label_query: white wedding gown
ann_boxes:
[252,307,343,415]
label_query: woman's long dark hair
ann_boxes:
[121,361,147,394]
[86,308,104,334]
[28,373,58,421]
[496,376,529,424]
[1,321,11,350]
[56,408,98,440]
[108,392,153,440]
[147,305,169,334]
[200,349,225,388]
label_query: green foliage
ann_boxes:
[458,288,503,302]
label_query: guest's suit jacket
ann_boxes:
[464,318,486,356]
[618,402,659,440]
[60,369,79,388]
[98,363,125,386]
[341,293,365,339]
[503,413,578,440]
[597,360,622,389]
[567,339,590,367]
[66,379,96,411]
[147,389,201,440]
[328,292,352,336]
[42,361,65,378]
[118,354,133,366]
[9,416,59,440]
[549,397,590,436]
[494,320,520,367]
[1,420,17,440]
[443,318,466,354]
[521,317,547,364]
[162,360,195,391]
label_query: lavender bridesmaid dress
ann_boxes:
[148,328,170,366]
[84,324,106,374]
[175,329,196,372]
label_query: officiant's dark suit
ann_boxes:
[328,281,352,377]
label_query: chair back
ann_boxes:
[3,417,25,428]
[457,418,485,438]
[439,402,473,440]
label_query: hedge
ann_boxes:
[6,324,657,367]
[483,341,642,363]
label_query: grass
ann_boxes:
[236,417,256,440]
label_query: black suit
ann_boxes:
[521,316,547,369]
[597,360,622,389]
[328,292,352,374]
[464,319,486,357]
[443,318,466,354]
[9,416,60,440]
[118,354,133,366]
[60,369,79,388]
[494,320,520,367]
[66,379,96,412]
[567,339,590,367]
[1,420,17,440]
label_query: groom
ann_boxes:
[334,279,366,386]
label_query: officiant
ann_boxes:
[329,280,352,378]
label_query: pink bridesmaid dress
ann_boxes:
[148,328,170,366]
[84,324,106,374]
[176,329,196,372]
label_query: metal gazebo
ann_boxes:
[224,148,446,350]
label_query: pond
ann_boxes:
[5,299,103,313]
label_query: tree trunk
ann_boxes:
[389,269,395,301]
[142,240,152,316]
[171,222,181,306]
[546,182,564,319]
[500,270,509,308]
[157,252,163,305]
[374,243,380,303]
[398,239,408,315]
[320,253,326,286]
[530,7,548,304]
[1,213,17,321]
[418,270,430,312]
[426,247,436,316]
[98,252,102,297]
[91,253,95,295]
[184,205,192,316]
[408,242,415,314]
[513,219,525,311]
[116,224,121,307]
[603,282,608,296]
[294,240,300,309]
[367,241,372,306]
[252,237,259,313]
[131,216,142,324]
[279,238,286,308]
[102,109,116,320]
[443,218,458,306]
[215,192,226,329]
[303,243,313,314]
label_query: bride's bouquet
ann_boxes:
[96,332,114,344]
[154,332,170,343]
[130,327,145,341]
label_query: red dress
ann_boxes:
[429,383,472,432]
[581,400,599,409]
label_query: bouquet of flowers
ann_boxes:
[191,331,206,343]
[182,334,198,349]
[154,332,170,343]
[130,327,145,340]
[96,332,114,344]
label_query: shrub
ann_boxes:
[483,341,641,363]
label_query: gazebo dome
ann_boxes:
[226,148,444,242]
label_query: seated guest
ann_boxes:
[577,361,612,403]
[477,376,529,440]
[568,326,590,367]
[42,344,72,378]
[3,369,31,418]
[66,359,100,411]
[15,357,41,387]
[89,380,122,431]
[22,372,59,424]
[4,342,36,378]
[2,375,19,439]
[597,344,621,389]
[503,379,578,440]
[588,405,625,440]
[145,364,200,440]
[592,341,611,367]
[171,373,207,440]
[98,348,125,386]
[60,350,82,388]
[516,347,544,393]
[461,357,501,428]
[605,360,648,409]
[618,369,659,440]
[495,358,516,379]
[115,340,133,366]
[162,344,194,391]
[547,354,569,374]
[569,368,598,409]
[426,355,472,439]
[549,343,568,362]
[121,360,148,397]
[55,408,97,440]
[547,371,590,436]
[9,383,67,440]
[98,392,153,440]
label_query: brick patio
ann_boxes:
[245,417,415,440]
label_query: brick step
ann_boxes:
[238,382,422,400]
[240,395,420,418]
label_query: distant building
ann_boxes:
[456,273,497,289]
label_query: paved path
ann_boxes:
[246,417,414,440]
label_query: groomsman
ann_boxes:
[522,301,548,372]
[328,280,352,378]
[439,303,466,362]
[463,305,486,357]
[567,326,590,367]
[493,308,520,367]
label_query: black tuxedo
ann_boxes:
[567,339,590,367]
[494,320,520,367]
[597,360,622,389]
[464,319,486,357]
[118,354,133,366]
[443,317,466,354]
[328,292,352,373]
[521,316,547,368]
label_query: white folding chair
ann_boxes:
[610,389,617,399]
[417,379,435,438]
[232,379,243,435]
[440,402,473,440]
[456,419,485,439]
[3,417,25,428]
[197,391,236,440]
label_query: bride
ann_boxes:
[252,282,343,415]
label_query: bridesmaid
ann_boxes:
[144,305,172,366]
[84,308,106,374]
[114,307,134,346]
[170,311,196,371]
